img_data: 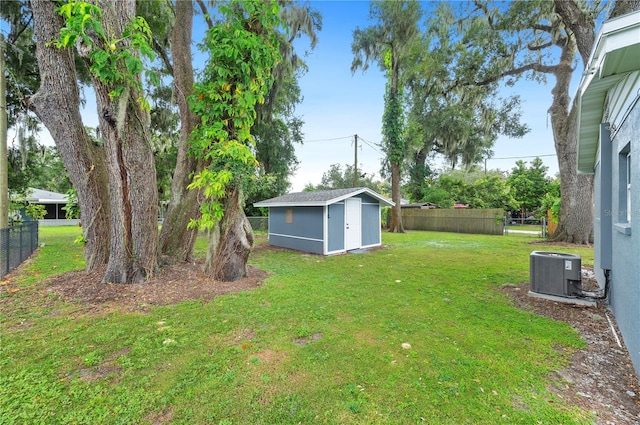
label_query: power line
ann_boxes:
[357,136,383,154]
[489,153,556,160]
[303,135,353,143]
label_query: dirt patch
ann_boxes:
[292,332,324,346]
[38,261,267,314]
[500,276,640,424]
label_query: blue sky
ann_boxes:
[288,1,567,191]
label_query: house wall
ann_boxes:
[327,202,345,253]
[606,79,640,376]
[268,206,324,254]
[352,193,381,247]
[593,124,612,288]
[361,203,381,247]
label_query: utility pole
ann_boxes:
[353,134,358,188]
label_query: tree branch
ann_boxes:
[553,0,595,65]
[195,0,214,30]
[472,62,560,87]
[528,41,554,51]
[10,16,33,44]
[528,34,567,51]
[471,1,494,29]
[152,39,173,75]
[532,24,553,33]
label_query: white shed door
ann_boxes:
[345,198,362,251]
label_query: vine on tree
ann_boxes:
[187,1,282,230]
[50,1,158,110]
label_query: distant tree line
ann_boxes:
[307,157,559,223]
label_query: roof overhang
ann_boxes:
[23,188,70,204]
[577,10,640,174]
[254,187,395,208]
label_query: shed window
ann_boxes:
[285,208,293,224]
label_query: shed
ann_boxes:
[254,187,394,255]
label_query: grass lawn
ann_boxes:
[1,227,595,424]
[505,224,544,231]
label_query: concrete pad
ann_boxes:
[527,291,598,307]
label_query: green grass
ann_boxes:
[0,227,596,424]
[9,226,86,287]
[506,224,544,231]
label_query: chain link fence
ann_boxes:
[1,221,39,280]
[247,216,268,231]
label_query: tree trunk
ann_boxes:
[610,0,640,19]
[548,0,640,244]
[387,59,405,233]
[93,0,158,283]
[29,0,111,269]
[388,162,405,233]
[158,0,203,263]
[548,31,593,244]
[205,186,254,282]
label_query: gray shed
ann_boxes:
[254,187,394,255]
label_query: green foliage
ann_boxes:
[540,178,561,222]
[402,2,530,174]
[52,1,157,109]
[413,170,517,210]
[303,163,390,196]
[1,0,41,128]
[25,204,46,220]
[7,141,73,222]
[247,2,322,207]
[382,82,406,165]
[187,1,282,229]
[26,146,73,194]
[506,158,550,217]
[62,189,80,220]
[472,174,518,210]
[1,227,598,423]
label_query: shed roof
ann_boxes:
[577,10,640,173]
[254,187,395,208]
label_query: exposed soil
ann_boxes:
[2,243,639,424]
[43,261,267,314]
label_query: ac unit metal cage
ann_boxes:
[530,251,582,297]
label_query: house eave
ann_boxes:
[577,10,640,174]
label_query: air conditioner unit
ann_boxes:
[530,251,582,297]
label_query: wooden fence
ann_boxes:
[401,208,504,235]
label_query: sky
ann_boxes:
[287,1,571,192]
[9,1,580,193]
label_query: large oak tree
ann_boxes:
[31,0,159,283]
[29,0,112,271]
[430,0,638,243]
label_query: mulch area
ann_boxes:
[43,261,268,314]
